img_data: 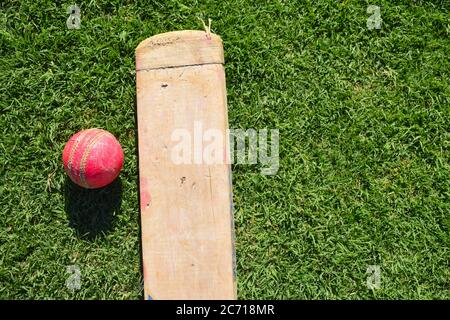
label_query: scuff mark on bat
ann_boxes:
[140,178,152,210]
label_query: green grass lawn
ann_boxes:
[0,0,449,299]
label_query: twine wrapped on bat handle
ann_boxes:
[198,17,212,39]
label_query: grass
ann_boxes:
[0,0,449,299]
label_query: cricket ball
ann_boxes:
[62,128,124,189]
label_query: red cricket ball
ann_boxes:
[62,128,124,189]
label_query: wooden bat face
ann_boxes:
[136,30,236,300]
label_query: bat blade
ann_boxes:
[135,30,236,300]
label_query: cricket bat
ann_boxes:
[135,30,236,300]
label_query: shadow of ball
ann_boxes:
[64,177,122,240]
